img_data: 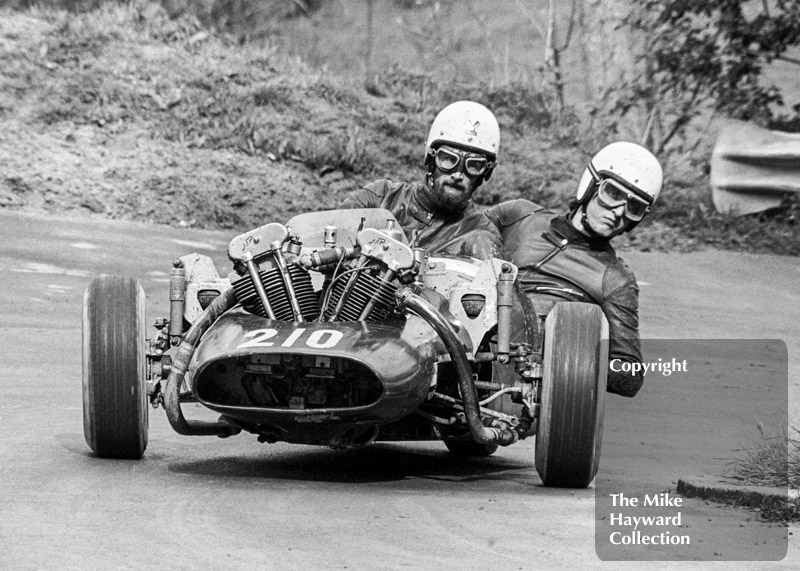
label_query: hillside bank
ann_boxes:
[1,4,798,254]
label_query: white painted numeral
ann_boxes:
[237,328,343,350]
[237,329,278,348]
[306,330,343,349]
[281,328,306,347]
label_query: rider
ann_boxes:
[341,101,502,259]
[484,142,663,397]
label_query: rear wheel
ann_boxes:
[82,276,148,459]
[535,302,607,488]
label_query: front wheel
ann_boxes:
[82,276,149,459]
[535,302,607,488]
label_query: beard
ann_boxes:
[426,176,474,217]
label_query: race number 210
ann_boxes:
[236,328,343,350]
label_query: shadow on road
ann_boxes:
[166,443,538,486]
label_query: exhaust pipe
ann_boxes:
[396,288,518,447]
[164,288,240,437]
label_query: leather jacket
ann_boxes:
[484,199,644,397]
[341,179,502,259]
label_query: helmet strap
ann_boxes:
[571,192,612,241]
[570,181,599,236]
[578,205,604,240]
[425,165,435,189]
[623,218,641,233]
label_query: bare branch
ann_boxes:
[555,0,579,52]
[777,55,800,66]
[641,105,658,147]
[660,82,702,150]
[365,0,374,81]
[545,0,555,59]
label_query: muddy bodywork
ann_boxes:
[188,310,455,444]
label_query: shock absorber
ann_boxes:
[496,263,515,363]
[169,259,186,345]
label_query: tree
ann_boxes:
[601,0,800,153]
[512,0,581,114]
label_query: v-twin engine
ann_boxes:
[228,219,418,324]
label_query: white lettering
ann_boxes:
[610,358,689,376]
[608,531,690,546]
[644,492,683,507]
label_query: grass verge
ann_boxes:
[724,424,800,523]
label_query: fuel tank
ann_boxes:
[187,308,459,441]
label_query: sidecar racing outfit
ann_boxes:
[341,179,503,260]
[484,199,644,397]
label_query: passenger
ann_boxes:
[485,142,663,397]
[341,101,502,259]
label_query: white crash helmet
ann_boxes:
[424,101,500,177]
[576,141,663,208]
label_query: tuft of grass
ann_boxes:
[724,422,800,523]
[726,423,799,488]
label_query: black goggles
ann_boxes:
[433,147,493,177]
[588,163,652,222]
[595,178,651,221]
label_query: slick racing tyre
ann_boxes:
[83,276,148,459]
[535,302,607,488]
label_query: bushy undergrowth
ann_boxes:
[1,2,799,254]
[624,187,800,255]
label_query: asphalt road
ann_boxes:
[0,210,798,570]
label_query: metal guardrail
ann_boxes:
[710,120,800,215]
